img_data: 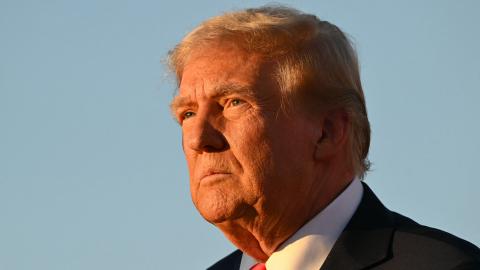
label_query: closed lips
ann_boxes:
[200,170,231,180]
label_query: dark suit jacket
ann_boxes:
[207,183,480,270]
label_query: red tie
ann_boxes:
[250,263,266,270]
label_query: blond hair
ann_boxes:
[168,5,371,178]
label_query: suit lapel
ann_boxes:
[207,249,243,270]
[320,183,395,270]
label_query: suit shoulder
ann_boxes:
[207,249,242,270]
[390,211,480,265]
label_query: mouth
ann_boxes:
[199,171,232,184]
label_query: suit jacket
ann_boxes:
[207,183,480,270]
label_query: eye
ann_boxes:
[225,98,245,108]
[231,99,243,106]
[182,111,195,120]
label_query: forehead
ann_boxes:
[181,46,263,88]
[172,45,276,106]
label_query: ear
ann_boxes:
[314,109,350,161]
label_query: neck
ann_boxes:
[215,165,355,262]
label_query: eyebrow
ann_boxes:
[170,83,254,115]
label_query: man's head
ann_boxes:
[168,5,371,258]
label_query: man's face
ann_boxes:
[171,45,319,224]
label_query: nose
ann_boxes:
[183,113,227,153]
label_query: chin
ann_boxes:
[194,192,251,224]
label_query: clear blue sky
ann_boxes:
[1,0,479,269]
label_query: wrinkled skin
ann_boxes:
[171,43,354,261]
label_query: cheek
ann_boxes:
[230,122,275,192]
[227,117,271,166]
[182,147,196,176]
[181,143,199,196]
[181,132,198,170]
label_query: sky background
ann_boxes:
[1,0,479,269]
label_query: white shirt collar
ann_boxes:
[240,178,363,270]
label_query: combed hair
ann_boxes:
[168,5,371,178]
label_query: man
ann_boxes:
[168,5,480,270]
